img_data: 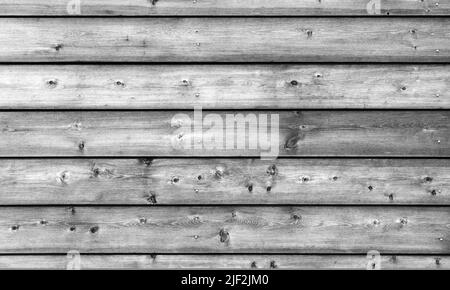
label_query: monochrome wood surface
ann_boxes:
[0,111,448,157]
[0,255,448,270]
[0,158,448,205]
[0,18,449,62]
[0,65,448,109]
[0,0,449,271]
[0,206,448,253]
[2,0,450,15]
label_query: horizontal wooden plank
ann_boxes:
[2,0,450,16]
[0,111,448,157]
[1,159,449,205]
[0,206,448,253]
[0,254,448,269]
[1,65,448,109]
[0,18,449,62]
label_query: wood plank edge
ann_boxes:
[0,254,447,269]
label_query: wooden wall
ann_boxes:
[0,0,449,269]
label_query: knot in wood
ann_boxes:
[215,166,225,179]
[266,164,278,176]
[300,176,310,183]
[78,141,85,151]
[291,214,302,223]
[219,229,230,243]
[139,158,153,167]
[115,80,126,87]
[89,226,99,234]
[284,134,302,150]
[58,171,69,184]
[92,167,100,177]
[146,192,157,204]
[53,44,63,51]
[399,217,408,226]
[46,79,58,88]
[291,215,302,226]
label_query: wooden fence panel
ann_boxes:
[2,0,450,16]
[0,111,448,157]
[0,206,448,253]
[0,254,447,269]
[0,65,448,109]
[0,18,448,62]
[0,158,448,205]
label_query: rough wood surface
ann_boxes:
[0,254,447,269]
[1,3,449,270]
[0,18,449,62]
[0,158,449,205]
[2,0,450,15]
[1,65,448,109]
[0,111,448,157]
[0,206,448,253]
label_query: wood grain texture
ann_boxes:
[0,206,448,253]
[0,255,448,269]
[0,18,449,62]
[0,111,448,157]
[1,65,448,109]
[0,159,449,205]
[2,0,450,15]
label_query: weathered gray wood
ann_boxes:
[0,159,449,205]
[0,111,448,157]
[1,65,448,109]
[2,0,450,15]
[0,206,448,253]
[0,18,449,62]
[0,254,447,269]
